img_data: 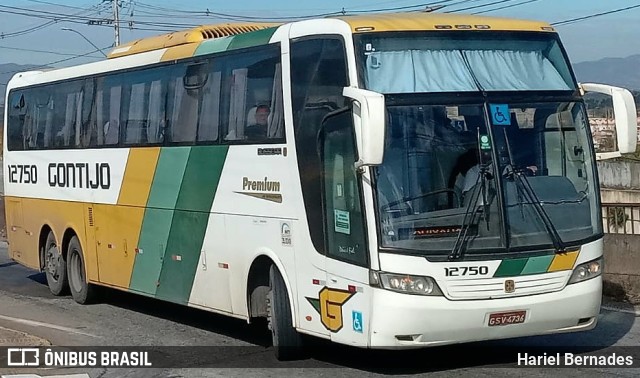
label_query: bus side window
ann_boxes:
[7,92,27,151]
[106,85,122,146]
[223,44,284,144]
[168,61,210,144]
[79,79,97,148]
[321,110,367,266]
[197,70,221,142]
[226,67,248,141]
[61,89,80,147]
[95,76,122,147]
[124,82,150,145]
[146,79,166,144]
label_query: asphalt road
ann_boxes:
[0,245,639,377]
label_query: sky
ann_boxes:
[0,0,638,70]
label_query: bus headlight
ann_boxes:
[568,257,603,284]
[370,271,443,296]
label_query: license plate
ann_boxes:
[488,310,526,326]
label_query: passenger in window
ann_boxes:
[245,104,270,140]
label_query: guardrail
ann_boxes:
[602,203,640,235]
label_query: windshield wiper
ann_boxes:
[502,129,567,253]
[448,163,493,261]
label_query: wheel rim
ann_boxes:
[45,242,61,281]
[69,250,84,293]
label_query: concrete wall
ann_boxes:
[603,234,640,303]
[598,159,640,303]
[598,160,640,190]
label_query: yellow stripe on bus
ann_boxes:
[547,250,579,272]
[161,44,201,62]
[99,147,161,289]
[118,148,161,207]
[338,13,553,33]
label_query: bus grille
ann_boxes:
[443,271,571,300]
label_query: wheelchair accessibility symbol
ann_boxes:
[352,310,363,333]
[490,104,511,126]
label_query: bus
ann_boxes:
[3,12,637,361]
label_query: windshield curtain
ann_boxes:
[359,32,575,93]
[374,101,600,256]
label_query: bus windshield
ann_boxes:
[373,100,600,256]
[355,31,576,93]
[355,31,598,256]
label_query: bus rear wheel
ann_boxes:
[43,231,68,296]
[67,236,96,304]
[267,265,304,361]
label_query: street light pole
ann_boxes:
[61,28,108,58]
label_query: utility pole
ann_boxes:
[102,0,120,46]
[113,0,120,46]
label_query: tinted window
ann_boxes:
[290,37,349,254]
[6,43,283,150]
[221,45,285,144]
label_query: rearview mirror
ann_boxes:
[580,83,637,160]
[342,87,386,169]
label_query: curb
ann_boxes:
[0,326,51,347]
[601,296,640,316]
[601,301,640,316]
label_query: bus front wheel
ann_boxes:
[67,236,96,304]
[267,265,304,361]
[43,231,68,296]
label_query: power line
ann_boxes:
[22,0,92,10]
[0,44,105,58]
[445,0,521,13]
[472,0,542,15]
[0,3,107,39]
[551,3,640,26]
[0,45,111,76]
[131,1,457,22]
[0,7,177,33]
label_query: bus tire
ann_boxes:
[67,236,96,305]
[267,265,304,361]
[43,231,68,296]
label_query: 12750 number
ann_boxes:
[8,164,38,184]
[444,266,489,277]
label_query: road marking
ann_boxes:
[0,314,99,338]
[602,303,640,316]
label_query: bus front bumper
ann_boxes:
[369,276,601,348]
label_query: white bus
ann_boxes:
[3,12,637,360]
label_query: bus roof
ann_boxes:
[335,12,555,33]
[106,12,555,59]
[107,23,281,59]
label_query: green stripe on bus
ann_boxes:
[520,255,555,275]
[493,258,528,277]
[129,147,191,294]
[129,208,174,294]
[226,28,278,51]
[155,145,229,304]
[147,147,191,209]
[194,37,233,56]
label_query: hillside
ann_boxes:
[0,63,50,106]
[573,54,640,90]
[0,62,47,86]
